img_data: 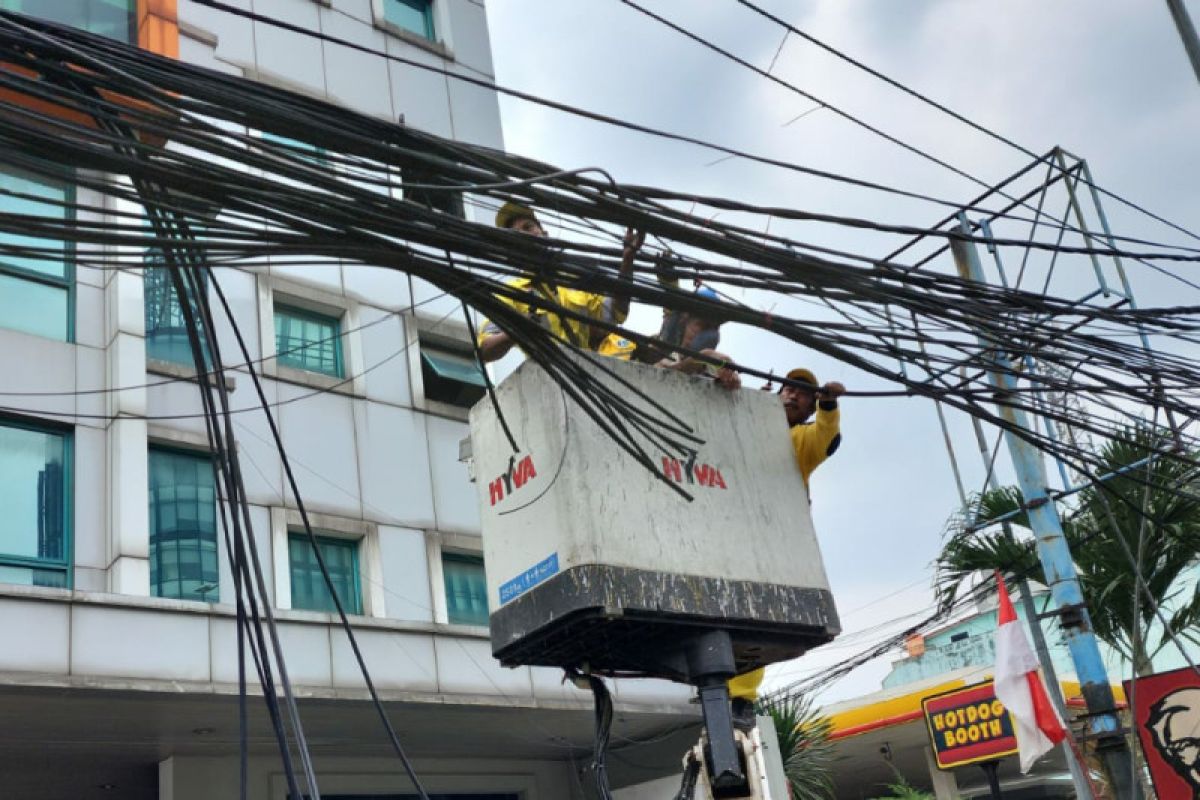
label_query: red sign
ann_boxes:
[1124,667,1200,800]
[922,680,1019,769]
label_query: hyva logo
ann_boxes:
[488,455,537,506]
[660,454,728,490]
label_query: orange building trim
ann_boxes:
[0,2,177,142]
[139,0,179,59]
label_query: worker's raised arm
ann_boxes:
[477,329,514,363]
[607,228,645,325]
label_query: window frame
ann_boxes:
[0,415,73,590]
[287,531,363,616]
[273,302,346,378]
[370,0,454,59]
[147,443,220,603]
[424,530,485,627]
[407,318,486,421]
[270,508,384,618]
[0,0,138,45]
[441,550,488,627]
[382,0,435,39]
[0,164,76,342]
[257,277,365,395]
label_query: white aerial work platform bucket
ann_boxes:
[468,353,840,682]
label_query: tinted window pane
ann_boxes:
[443,553,488,626]
[0,0,136,43]
[0,564,68,588]
[261,132,327,164]
[288,534,361,615]
[383,0,433,39]
[0,273,68,340]
[0,423,67,567]
[149,448,219,602]
[144,262,210,366]
[274,305,343,377]
[0,170,69,279]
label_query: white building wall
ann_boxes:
[0,0,692,708]
[0,5,693,796]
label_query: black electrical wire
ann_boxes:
[147,0,1190,230]
[731,0,1200,246]
[4,13,1199,768]
[3,8,1200,635]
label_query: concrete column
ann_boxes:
[925,746,960,800]
[105,263,150,596]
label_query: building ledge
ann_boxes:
[0,582,485,638]
[0,586,696,714]
[147,358,238,392]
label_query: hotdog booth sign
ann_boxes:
[922,680,1019,769]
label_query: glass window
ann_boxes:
[402,167,463,217]
[0,419,70,588]
[443,553,488,626]
[0,0,137,44]
[274,304,344,377]
[288,534,362,615]
[421,342,486,408]
[383,0,435,40]
[144,256,211,367]
[260,132,327,164]
[148,448,218,602]
[0,167,72,341]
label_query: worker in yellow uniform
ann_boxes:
[477,201,642,362]
[730,367,844,725]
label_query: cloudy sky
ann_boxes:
[482,0,1200,703]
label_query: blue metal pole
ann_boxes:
[951,215,1138,798]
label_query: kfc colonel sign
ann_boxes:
[1125,667,1200,800]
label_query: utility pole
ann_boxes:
[951,216,1139,799]
[1165,0,1200,83]
[967,412,1094,798]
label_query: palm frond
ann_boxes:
[757,691,837,800]
[935,423,1200,670]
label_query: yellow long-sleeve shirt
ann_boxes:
[790,403,842,487]
[729,402,842,703]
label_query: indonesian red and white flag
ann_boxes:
[994,571,1068,773]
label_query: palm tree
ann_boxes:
[935,425,1200,675]
[757,691,837,800]
[867,773,936,800]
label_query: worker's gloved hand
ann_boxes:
[623,228,646,262]
[817,381,845,399]
[699,349,740,391]
[714,365,741,390]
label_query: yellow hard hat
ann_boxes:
[783,368,818,391]
[495,201,537,229]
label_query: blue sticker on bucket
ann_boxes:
[499,552,560,604]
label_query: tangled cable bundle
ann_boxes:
[1,10,1199,791]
